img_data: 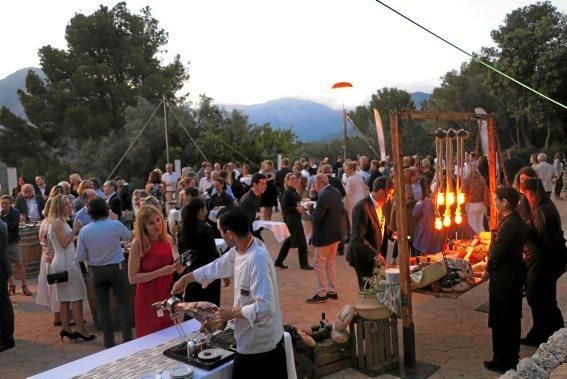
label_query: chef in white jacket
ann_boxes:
[171,207,286,379]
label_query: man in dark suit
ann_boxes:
[0,219,15,352]
[15,184,45,221]
[239,173,267,241]
[321,164,347,254]
[115,176,132,211]
[103,180,123,220]
[274,158,292,200]
[34,175,52,201]
[306,174,344,303]
[346,177,390,289]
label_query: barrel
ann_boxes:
[19,224,42,279]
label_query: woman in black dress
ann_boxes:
[484,186,527,373]
[519,178,566,346]
[274,173,313,270]
[178,197,221,306]
[259,160,278,220]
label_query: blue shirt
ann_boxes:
[76,218,132,266]
[75,206,92,227]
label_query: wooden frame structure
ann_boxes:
[389,109,498,368]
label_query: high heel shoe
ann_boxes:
[60,330,76,342]
[8,285,16,295]
[74,331,95,343]
[21,285,32,296]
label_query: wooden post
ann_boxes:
[487,117,498,230]
[389,110,416,367]
[343,106,348,160]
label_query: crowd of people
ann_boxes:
[0,151,565,376]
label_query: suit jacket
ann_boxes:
[0,220,12,278]
[14,195,45,221]
[327,175,346,197]
[118,185,132,211]
[35,184,52,199]
[346,197,387,272]
[107,193,123,219]
[311,185,344,247]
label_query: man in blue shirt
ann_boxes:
[76,197,132,348]
[74,189,98,227]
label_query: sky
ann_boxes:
[1,0,565,109]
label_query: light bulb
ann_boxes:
[436,193,445,205]
[443,215,451,227]
[457,193,465,205]
[448,192,455,206]
[455,213,463,224]
[435,217,443,230]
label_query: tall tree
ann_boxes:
[487,1,567,148]
[0,2,188,168]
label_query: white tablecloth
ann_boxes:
[29,320,296,379]
[252,221,290,242]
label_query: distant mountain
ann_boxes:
[0,67,44,119]
[411,92,431,109]
[224,97,344,142]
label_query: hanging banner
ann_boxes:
[373,108,386,160]
[474,107,489,156]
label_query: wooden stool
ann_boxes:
[294,337,354,378]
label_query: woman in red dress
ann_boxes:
[128,205,181,338]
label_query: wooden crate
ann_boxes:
[349,315,399,376]
[294,337,354,378]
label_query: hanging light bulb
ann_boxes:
[455,212,463,225]
[457,192,465,205]
[435,217,443,230]
[443,214,451,227]
[448,192,456,206]
[437,192,445,206]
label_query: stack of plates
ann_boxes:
[168,364,194,379]
[385,268,400,285]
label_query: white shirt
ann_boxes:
[162,172,180,192]
[193,238,283,354]
[534,161,555,192]
[198,177,213,194]
[301,169,310,179]
[357,169,371,184]
[25,198,40,221]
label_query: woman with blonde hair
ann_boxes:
[297,172,313,245]
[47,195,93,342]
[128,205,181,337]
[68,174,82,198]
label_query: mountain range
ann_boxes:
[0,67,430,141]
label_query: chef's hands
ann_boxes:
[171,273,192,295]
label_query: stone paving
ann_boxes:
[2,199,567,378]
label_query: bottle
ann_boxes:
[320,312,329,328]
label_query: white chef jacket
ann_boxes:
[192,238,284,354]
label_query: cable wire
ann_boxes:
[374,0,567,111]
[106,100,163,181]
[166,103,210,163]
[345,115,381,158]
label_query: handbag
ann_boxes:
[46,224,69,284]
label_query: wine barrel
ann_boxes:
[19,224,42,279]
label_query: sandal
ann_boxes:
[8,285,16,295]
[21,285,32,296]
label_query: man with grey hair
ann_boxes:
[15,183,45,222]
[306,174,344,303]
[533,153,555,197]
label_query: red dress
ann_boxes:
[134,240,174,338]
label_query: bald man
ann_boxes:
[14,184,45,222]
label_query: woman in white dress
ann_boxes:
[48,195,93,342]
[36,198,61,325]
[343,161,369,227]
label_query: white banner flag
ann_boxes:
[373,109,386,160]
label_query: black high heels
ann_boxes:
[60,330,76,342]
[74,331,95,343]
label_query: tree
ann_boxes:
[486,1,567,148]
[0,2,188,175]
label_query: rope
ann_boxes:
[345,115,381,158]
[106,100,163,181]
[374,0,567,111]
[166,104,209,163]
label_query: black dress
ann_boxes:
[486,211,527,368]
[260,171,278,207]
[178,217,221,306]
[275,188,308,268]
[523,202,566,344]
